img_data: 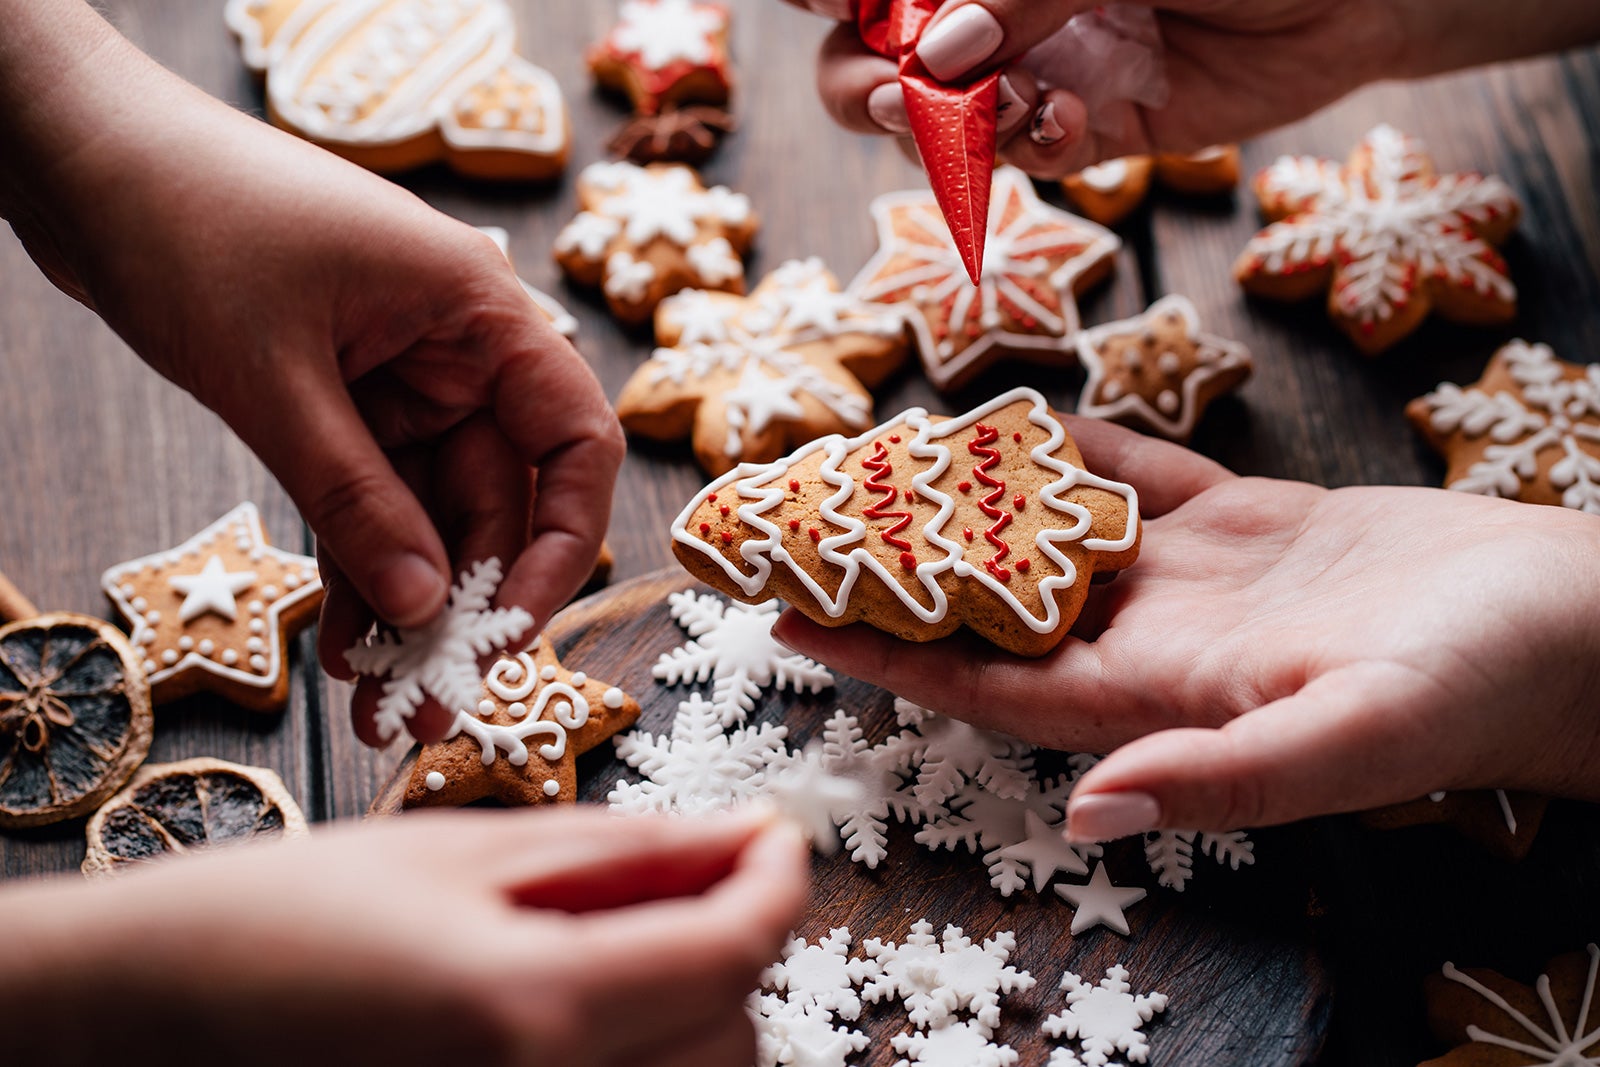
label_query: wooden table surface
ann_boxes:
[2,2,1598,1064]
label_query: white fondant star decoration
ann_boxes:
[1054,862,1147,936]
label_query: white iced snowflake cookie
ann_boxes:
[227,0,570,179]
[588,0,733,116]
[1235,124,1519,355]
[344,557,533,741]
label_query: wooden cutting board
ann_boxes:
[374,569,1333,1064]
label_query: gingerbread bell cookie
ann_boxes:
[617,258,909,476]
[1421,943,1600,1066]
[588,0,733,116]
[1061,146,1241,227]
[554,160,757,327]
[851,166,1119,393]
[671,386,1140,657]
[1235,124,1520,356]
[102,504,322,713]
[227,0,570,180]
[1408,340,1600,515]
[403,636,640,808]
[1075,295,1252,443]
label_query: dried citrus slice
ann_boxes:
[82,757,308,877]
[0,612,154,828]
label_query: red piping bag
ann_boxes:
[859,0,1000,284]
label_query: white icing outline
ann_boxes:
[1441,943,1600,1064]
[1078,157,1132,194]
[671,386,1138,634]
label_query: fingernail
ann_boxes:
[809,0,854,19]
[867,82,911,133]
[996,73,1026,131]
[1030,101,1066,146]
[1064,792,1161,843]
[916,4,1005,82]
[371,553,447,627]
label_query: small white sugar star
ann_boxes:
[168,555,258,623]
[1054,862,1147,936]
[995,809,1093,892]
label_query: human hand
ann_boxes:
[3,807,808,1066]
[772,417,1600,840]
[0,2,624,745]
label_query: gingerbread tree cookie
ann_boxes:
[850,166,1119,393]
[102,504,322,713]
[1061,146,1241,227]
[1408,340,1600,514]
[617,258,909,476]
[588,0,733,116]
[671,387,1140,657]
[1074,295,1252,443]
[1422,943,1600,1066]
[554,161,757,326]
[1235,124,1520,356]
[227,0,570,180]
[405,636,639,807]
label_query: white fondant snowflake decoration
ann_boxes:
[1042,964,1168,1067]
[893,698,1032,808]
[862,920,1035,1033]
[608,692,789,816]
[811,709,926,869]
[762,928,879,1022]
[891,1021,1020,1067]
[1439,943,1600,1066]
[344,558,533,741]
[1143,828,1255,892]
[765,742,869,855]
[750,994,870,1067]
[916,774,1090,898]
[653,591,833,726]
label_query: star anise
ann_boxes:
[608,106,735,166]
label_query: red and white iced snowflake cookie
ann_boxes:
[1234,124,1520,356]
[588,0,733,116]
[671,386,1140,657]
[850,166,1120,393]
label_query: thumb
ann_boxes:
[915,0,1094,82]
[234,363,450,629]
[1063,663,1467,840]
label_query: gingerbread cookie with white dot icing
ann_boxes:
[1061,148,1240,227]
[404,637,639,808]
[1074,295,1252,443]
[554,160,757,327]
[227,0,570,180]
[102,503,322,713]
[588,0,733,117]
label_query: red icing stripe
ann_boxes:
[967,423,1013,583]
[861,441,915,552]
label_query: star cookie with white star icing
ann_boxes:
[588,0,732,117]
[850,165,1120,393]
[617,258,908,475]
[554,160,757,327]
[403,636,640,808]
[1074,294,1252,443]
[101,503,322,712]
[227,0,570,180]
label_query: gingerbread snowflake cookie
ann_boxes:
[553,161,756,326]
[588,0,733,116]
[617,258,908,475]
[671,386,1140,657]
[404,637,639,807]
[1408,340,1600,514]
[1235,124,1520,355]
[1062,146,1240,227]
[227,0,570,180]
[850,166,1119,393]
[1074,295,1252,442]
[102,503,322,713]
[1422,943,1600,1066]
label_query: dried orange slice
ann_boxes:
[82,757,308,877]
[0,612,154,828]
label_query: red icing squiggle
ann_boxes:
[967,423,1013,583]
[861,441,914,552]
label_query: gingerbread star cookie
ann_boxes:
[1061,146,1240,227]
[1422,943,1600,1066]
[1074,295,1252,443]
[1408,340,1600,515]
[850,166,1119,393]
[102,503,322,712]
[617,258,909,476]
[1235,124,1520,355]
[671,386,1140,657]
[405,637,640,807]
[588,0,733,117]
[227,0,570,180]
[554,161,757,327]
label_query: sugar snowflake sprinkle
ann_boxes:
[607,692,788,816]
[1042,963,1168,1066]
